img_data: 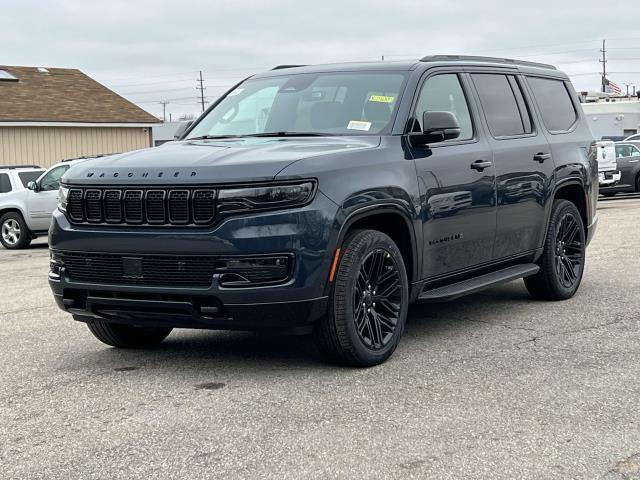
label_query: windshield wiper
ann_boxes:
[186,135,243,140]
[187,132,327,141]
[243,132,327,137]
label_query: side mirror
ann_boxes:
[27,181,39,192]
[410,111,461,146]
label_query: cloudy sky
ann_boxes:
[3,0,640,119]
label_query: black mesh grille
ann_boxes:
[66,187,217,226]
[67,189,84,222]
[124,191,143,224]
[63,253,220,286]
[85,190,102,222]
[168,190,189,224]
[193,190,215,224]
[103,190,122,223]
[145,190,166,224]
[60,252,292,287]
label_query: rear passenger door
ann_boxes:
[470,72,554,259]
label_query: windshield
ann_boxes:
[186,71,408,139]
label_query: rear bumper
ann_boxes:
[598,170,621,187]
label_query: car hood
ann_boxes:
[63,136,380,186]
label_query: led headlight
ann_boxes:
[217,181,315,213]
[58,186,70,212]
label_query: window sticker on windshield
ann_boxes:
[227,88,244,96]
[368,94,395,103]
[347,120,372,131]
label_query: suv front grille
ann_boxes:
[60,252,293,287]
[66,187,217,226]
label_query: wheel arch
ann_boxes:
[334,204,420,286]
[552,179,589,231]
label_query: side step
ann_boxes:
[418,263,540,303]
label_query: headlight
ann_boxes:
[217,181,315,213]
[58,186,69,211]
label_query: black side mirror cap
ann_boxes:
[409,111,461,147]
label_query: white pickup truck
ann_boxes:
[596,141,621,189]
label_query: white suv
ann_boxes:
[0,159,89,249]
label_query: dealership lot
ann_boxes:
[1,195,639,480]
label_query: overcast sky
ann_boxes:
[4,0,640,119]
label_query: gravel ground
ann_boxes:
[1,194,639,479]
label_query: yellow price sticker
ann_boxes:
[368,95,395,103]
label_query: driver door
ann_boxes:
[27,164,69,231]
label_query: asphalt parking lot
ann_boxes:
[1,194,639,480]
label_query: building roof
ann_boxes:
[0,65,160,124]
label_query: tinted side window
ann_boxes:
[0,173,11,193]
[471,74,530,137]
[18,171,44,187]
[414,74,473,141]
[527,77,577,132]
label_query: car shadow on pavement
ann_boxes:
[81,283,537,371]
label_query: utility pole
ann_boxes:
[159,101,169,122]
[196,71,206,113]
[624,83,631,96]
[600,39,607,93]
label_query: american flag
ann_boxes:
[605,78,622,95]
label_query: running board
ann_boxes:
[418,263,540,303]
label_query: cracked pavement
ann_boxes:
[1,194,639,479]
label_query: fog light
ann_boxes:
[49,251,64,279]
[216,255,292,287]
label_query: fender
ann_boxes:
[327,202,421,289]
[540,177,588,251]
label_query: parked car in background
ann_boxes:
[623,133,640,142]
[0,165,45,196]
[0,158,94,249]
[595,140,621,190]
[600,142,640,197]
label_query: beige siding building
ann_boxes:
[0,66,160,167]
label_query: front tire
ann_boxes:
[525,200,586,300]
[86,320,172,348]
[0,212,31,249]
[314,230,409,367]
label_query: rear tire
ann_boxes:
[314,229,409,367]
[87,320,172,348]
[525,200,586,300]
[0,212,31,249]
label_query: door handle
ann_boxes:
[470,160,492,172]
[534,152,551,163]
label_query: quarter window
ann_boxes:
[0,173,11,193]
[527,77,577,132]
[414,74,473,141]
[471,74,532,137]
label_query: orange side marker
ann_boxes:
[329,248,341,282]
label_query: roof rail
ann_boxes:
[61,153,114,162]
[0,165,42,169]
[420,55,557,70]
[271,65,308,70]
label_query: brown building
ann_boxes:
[0,65,160,167]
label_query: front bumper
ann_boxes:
[48,194,339,331]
